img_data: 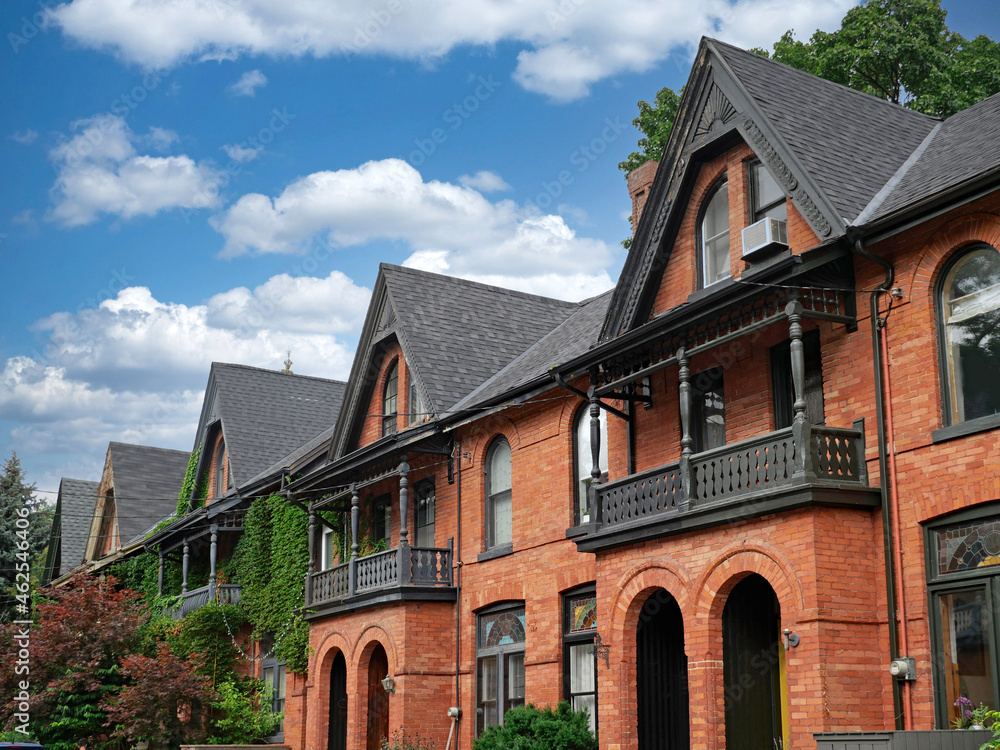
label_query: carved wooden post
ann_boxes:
[208,524,218,602]
[181,538,189,596]
[157,550,164,596]
[349,484,359,597]
[399,454,411,585]
[305,500,316,606]
[678,346,694,507]
[786,300,814,480]
[588,383,603,525]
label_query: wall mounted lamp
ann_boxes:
[782,628,800,650]
[381,675,396,694]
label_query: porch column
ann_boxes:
[588,385,603,523]
[349,484,359,596]
[398,454,411,585]
[786,300,813,479]
[677,346,694,507]
[157,550,164,596]
[181,538,189,595]
[305,501,315,606]
[208,524,218,602]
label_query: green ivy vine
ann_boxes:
[177,443,203,516]
[231,492,311,672]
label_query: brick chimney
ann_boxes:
[627,159,659,236]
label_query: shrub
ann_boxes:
[381,730,437,750]
[473,702,596,750]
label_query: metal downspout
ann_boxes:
[851,234,907,729]
[453,440,463,750]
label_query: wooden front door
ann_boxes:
[636,589,689,750]
[366,644,390,750]
[328,651,347,750]
[723,574,783,750]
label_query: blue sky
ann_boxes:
[1,0,996,497]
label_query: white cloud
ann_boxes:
[210,158,614,299]
[223,143,264,163]
[47,114,223,227]
[147,126,179,150]
[10,129,38,144]
[228,69,268,97]
[458,171,511,193]
[50,0,854,100]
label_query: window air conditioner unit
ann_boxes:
[741,217,788,260]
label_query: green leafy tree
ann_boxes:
[0,452,49,621]
[473,702,597,750]
[618,86,683,175]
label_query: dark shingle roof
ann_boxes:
[710,39,938,223]
[211,363,346,485]
[381,265,580,412]
[868,92,1000,221]
[453,291,612,410]
[56,478,99,575]
[108,443,190,543]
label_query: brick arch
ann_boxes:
[910,212,1000,298]
[607,559,693,649]
[312,630,354,686]
[468,583,526,613]
[354,624,398,673]
[915,489,1000,527]
[309,632,354,749]
[695,542,804,623]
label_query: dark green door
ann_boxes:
[723,575,783,750]
[328,651,347,750]
[636,589,689,750]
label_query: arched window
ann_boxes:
[215,440,227,497]
[699,181,730,288]
[938,245,1000,426]
[382,361,398,436]
[573,405,607,525]
[485,437,513,548]
[408,376,425,425]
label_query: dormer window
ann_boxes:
[408,377,425,425]
[750,162,787,223]
[214,440,227,497]
[699,181,730,288]
[382,362,398,436]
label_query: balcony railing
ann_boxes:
[593,422,868,535]
[170,583,242,619]
[306,539,454,608]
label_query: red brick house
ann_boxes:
[277,36,1000,750]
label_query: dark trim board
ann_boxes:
[576,482,881,553]
[301,585,457,620]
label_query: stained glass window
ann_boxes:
[936,516,1000,574]
[480,608,526,649]
[569,596,597,633]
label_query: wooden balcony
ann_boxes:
[170,583,242,619]
[304,540,456,618]
[576,422,880,552]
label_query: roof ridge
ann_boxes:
[380,263,578,308]
[706,37,941,125]
[109,442,190,455]
[212,361,347,385]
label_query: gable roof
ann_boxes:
[330,264,579,457]
[107,442,190,544]
[201,363,347,488]
[601,37,940,341]
[43,478,99,581]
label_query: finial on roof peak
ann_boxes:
[281,351,293,374]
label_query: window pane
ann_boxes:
[573,694,596,733]
[692,367,726,452]
[323,528,334,570]
[752,163,786,221]
[480,608,526,648]
[569,596,597,633]
[939,588,994,724]
[936,516,1000,575]
[492,490,512,546]
[701,184,730,287]
[489,440,512,492]
[478,656,498,733]
[575,408,608,524]
[277,664,286,700]
[505,652,526,716]
[943,247,1000,424]
[570,643,595,693]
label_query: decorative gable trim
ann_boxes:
[694,85,738,141]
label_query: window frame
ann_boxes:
[690,366,726,453]
[748,160,787,223]
[214,440,226,498]
[476,602,527,735]
[562,586,598,733]
[485,437,513,550]
[372,494,392,547]
[261,639,287,742]
[408,376,425,425]
[382,360,399,436]
[924,502,1000,727]
[696,179,731,290]
[770,329,825,429]
[572,405,608,526]
[935,244,1000,428]
[415,478,435,548]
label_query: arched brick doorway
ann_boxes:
[328,651,347,750]
[366,643,390,750]
[636,588,689,750]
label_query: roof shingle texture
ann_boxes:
[381,265,579,412]
[870,91,1000,221]
[57,478,99,575]
[710,39,938,223]
[212,363,346,486]
[108,443,190,543]
[455,291,612,410]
